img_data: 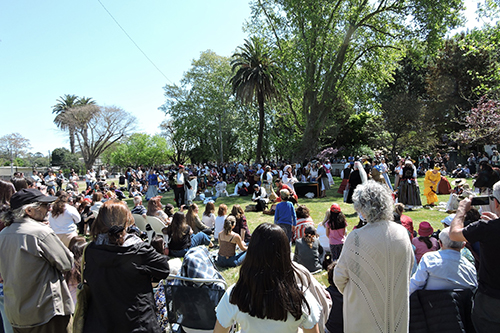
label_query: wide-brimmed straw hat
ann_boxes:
[451,178,466,187]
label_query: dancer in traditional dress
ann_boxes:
[380,158,394,191]
[423,166,441,206]
[398,160,422,208]
[346,161,367,204]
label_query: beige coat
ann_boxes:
[334,221,413,333]
[0,217,74,328]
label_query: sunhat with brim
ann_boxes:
[418,221,434,237]
[451,178,467,187]
[441,214,456,226]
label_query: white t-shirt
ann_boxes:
[316,222,330,252]
[201,213,216,229]
[214,215,226,240]
[48,204,80,234]
[216,284,320,333]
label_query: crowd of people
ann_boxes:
[0,149,499,332]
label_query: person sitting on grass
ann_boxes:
[293,225,323,274]
[413,221,439,264]
[186,203,213,235]
[230,204,251,243]
[166,212,213,258]
[216,215,247,268]
[214,204,228,243]
[294,204,315,242]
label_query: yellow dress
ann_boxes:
[423,170,441,205]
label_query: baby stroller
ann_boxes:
[156,246,228,333]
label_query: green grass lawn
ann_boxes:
[92,175,469,287]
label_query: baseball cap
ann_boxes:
[441,214,456,226]
[330,203,341,213]
[10,188,57,210]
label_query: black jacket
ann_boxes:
[83,240,170,333]
[409,289,475,333]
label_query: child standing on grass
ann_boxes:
[324,203,348,260]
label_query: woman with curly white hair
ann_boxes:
[333,180,414,333]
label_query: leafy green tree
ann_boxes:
[110,133,171,167]
[59,104,136,170]
[248,0,464,159]
[230,37,280,163]
[159,50,257,164]
[25,152,50,168]
[0,133,31,174]
[51,148,84,174]
[426,23,500,136]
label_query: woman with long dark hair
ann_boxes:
[83,200,170,332]
[186,203,212,235]
[323,204,348,260]
[214,223,320,332]
[216,215,247,268]
[230,204,251,243]
[166,211,212,257]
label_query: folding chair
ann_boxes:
[145,215,168,234]
[163,246,228,332]
[164,275,227,332]
[132,213,147,230]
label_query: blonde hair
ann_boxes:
[280,189,290,200]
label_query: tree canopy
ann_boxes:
[159,50,259,163]
[110,133,172,167]
[58,104,136,170]
[245,0,465,159]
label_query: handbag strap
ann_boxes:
[80,243,90,282]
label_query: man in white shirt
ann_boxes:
[251,184,268,211]
[173,165,191,208]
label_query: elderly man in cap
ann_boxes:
[172,165,192,208]
[450,180,500,332]
[0,189,74,332]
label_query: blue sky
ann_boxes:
[0,0,488,155]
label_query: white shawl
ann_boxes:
[334,221,413,333]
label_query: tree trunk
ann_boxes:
[256,92,265,163]
[69,127,75,154]
[296,105,322,161]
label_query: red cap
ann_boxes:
[330,203,341,213]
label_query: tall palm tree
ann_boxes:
[52,95,95,154]
[230,37,280,163]
[53,94,79,154]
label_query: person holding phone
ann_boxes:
[450,181,500,332]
